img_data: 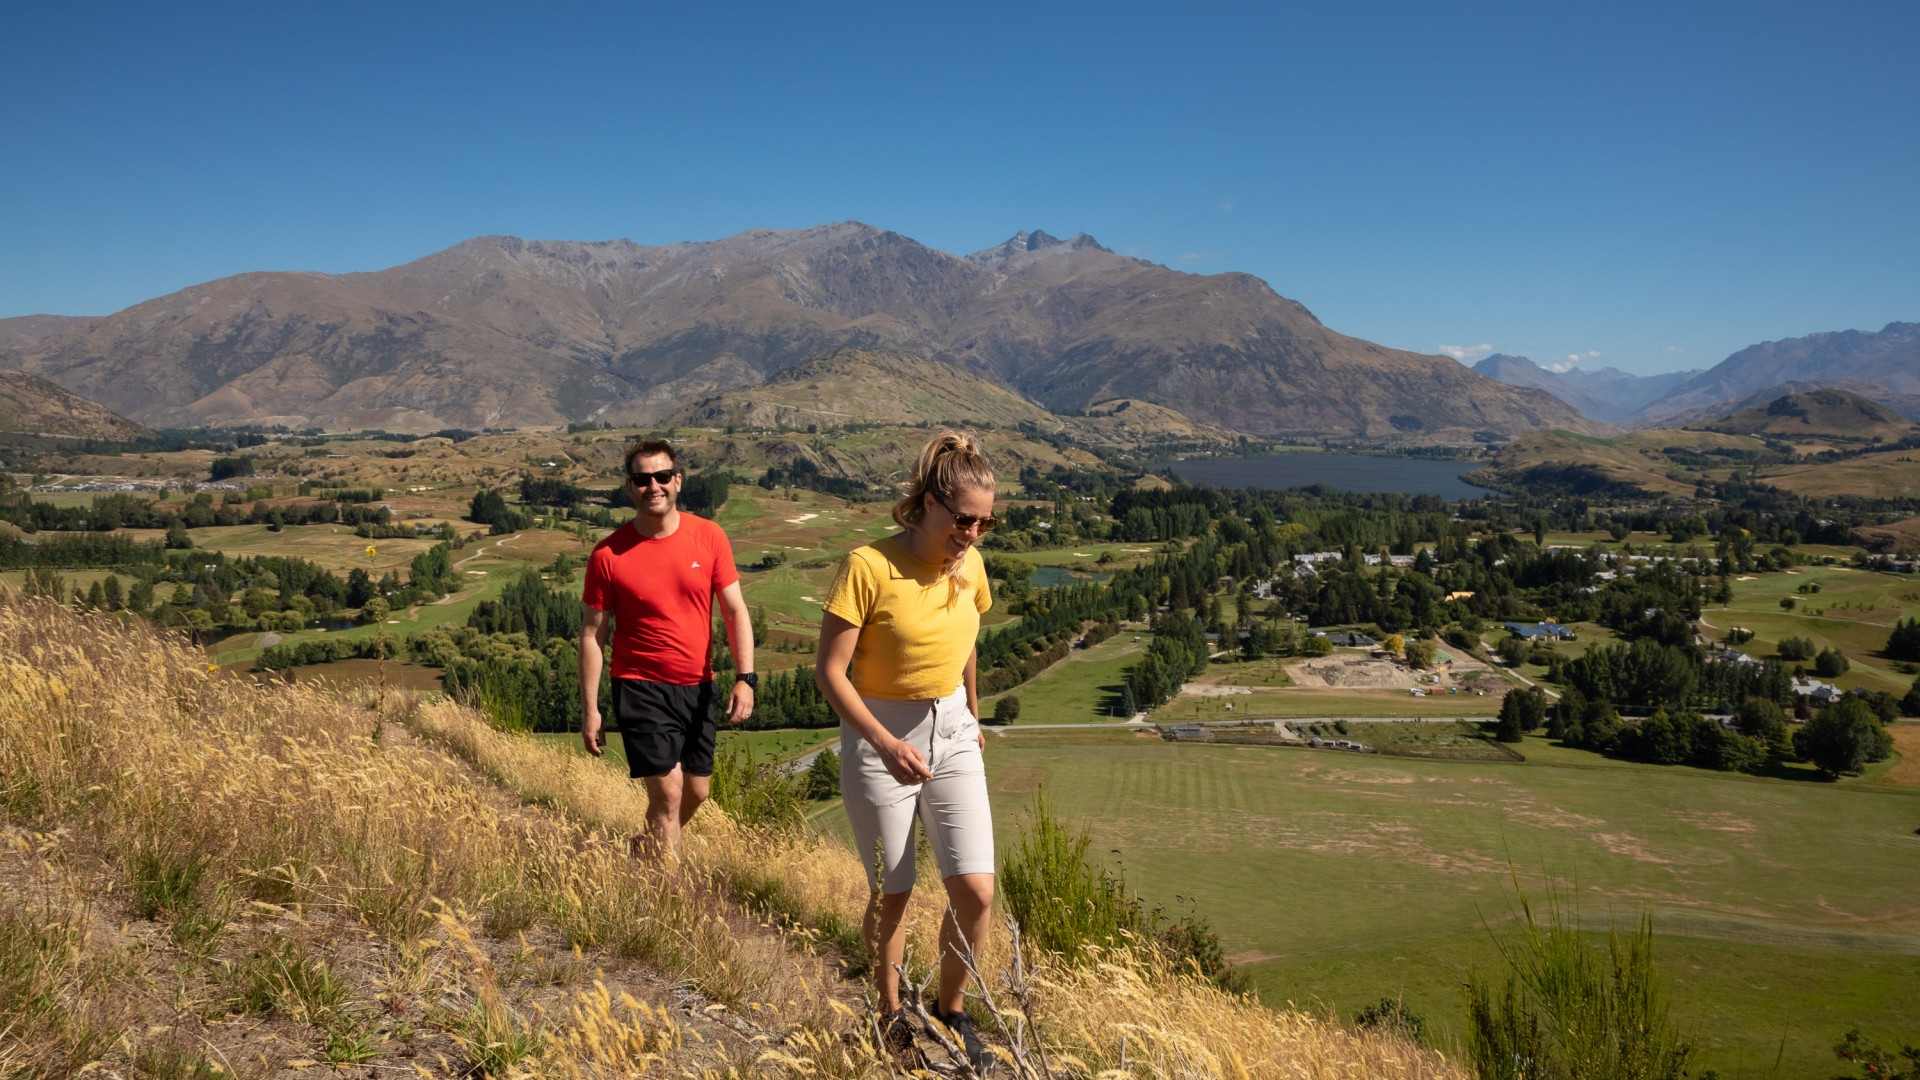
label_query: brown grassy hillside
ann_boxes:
[0,598,1458,1079]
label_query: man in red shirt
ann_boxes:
[580,438,755,858]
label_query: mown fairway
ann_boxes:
[983,630,1146,722]
[980,728,1920,1077]
[1703,564,1919,694]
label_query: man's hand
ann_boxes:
[727,682,754,727]
[582,708,604,757]
[879,737,934,785]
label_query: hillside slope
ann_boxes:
[0,598,1457,1078]
[0,369,150,439]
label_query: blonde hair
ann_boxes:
[892,430,995,592]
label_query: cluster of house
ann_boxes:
[31,480,250,493]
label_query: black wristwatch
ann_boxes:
[734,672,758,689]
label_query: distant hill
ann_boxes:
[1689,388,1920,442]
[1639,322,1920,422]
[0,369,149,440]
[0,224,1585,439]
[1473,354,1700,421]
[1657,379,1920,428]
[1473,429,1704,499]
[667,348,1244,450]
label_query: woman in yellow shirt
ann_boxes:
[817,430,997,1067]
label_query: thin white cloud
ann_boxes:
[1438,343,1494,362]
[1545,350,1602,373]
[1664,345,1687,354]
[1219,197,1235,213]
[1178,251,1221,264]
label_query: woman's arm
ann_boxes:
[965,645,984,751]
[816,612,932,785]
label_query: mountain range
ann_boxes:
[1470,355,1701,422]
[0,224,1582,439]
[1474,323,1919,425]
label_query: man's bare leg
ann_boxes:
[631,767,713,861]
[633,766,686,860]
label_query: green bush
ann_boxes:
[1000,792,1142,964]
[1353,996,1427,1045]
[708,744,807,830]
[1000,793,1243,991]
[1465,888,1690,1080]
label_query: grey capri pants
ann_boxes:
[840,685,995,894]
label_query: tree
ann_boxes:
[1886,617,1920,662]
[1777,635,1816,661]
[1734,696,1791,758]
[1813,646,1850,678]
[992,695,1022,725]
[801,749,840,799]
[1793,698,1894,777]
[1403,638,1435,669]
[1901,676,1920,718]
[1495,687,1547,742]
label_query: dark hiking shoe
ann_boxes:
[934,1008,993,1076]
[878,1008,916,1056]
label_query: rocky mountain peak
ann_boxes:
[964,229,1110,266]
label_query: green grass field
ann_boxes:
[972,728,1920,1077]
[983,631,1146,723]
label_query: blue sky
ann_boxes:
[4,0,1915,375]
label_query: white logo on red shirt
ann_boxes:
[691,561,700,568]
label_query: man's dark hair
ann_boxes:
[623,438,679,474]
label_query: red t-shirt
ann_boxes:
[582,514,740,684]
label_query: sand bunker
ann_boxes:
[1181,684,1253,697]
[785,513,819,524]
[1286,657,1418,689]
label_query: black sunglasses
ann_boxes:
[933,494,998,532]
[627,468,679,487]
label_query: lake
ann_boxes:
[1164,453,1494,500]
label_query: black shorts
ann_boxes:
[613,677,717,779]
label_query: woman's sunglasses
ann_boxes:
[627,468,679,487]
[933,494,998,532]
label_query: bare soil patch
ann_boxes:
[1287,656,1418,689]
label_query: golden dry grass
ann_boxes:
[0,596,1459,1078]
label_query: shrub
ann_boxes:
[1000,792,1143,964]
[991,695,1022,725]
[1353,997,1427,1045]
[1000,793,1245,991]
[708,744,807,830]
[1465,888,1691,1080]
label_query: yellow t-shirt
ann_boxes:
[822,535,993,701]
